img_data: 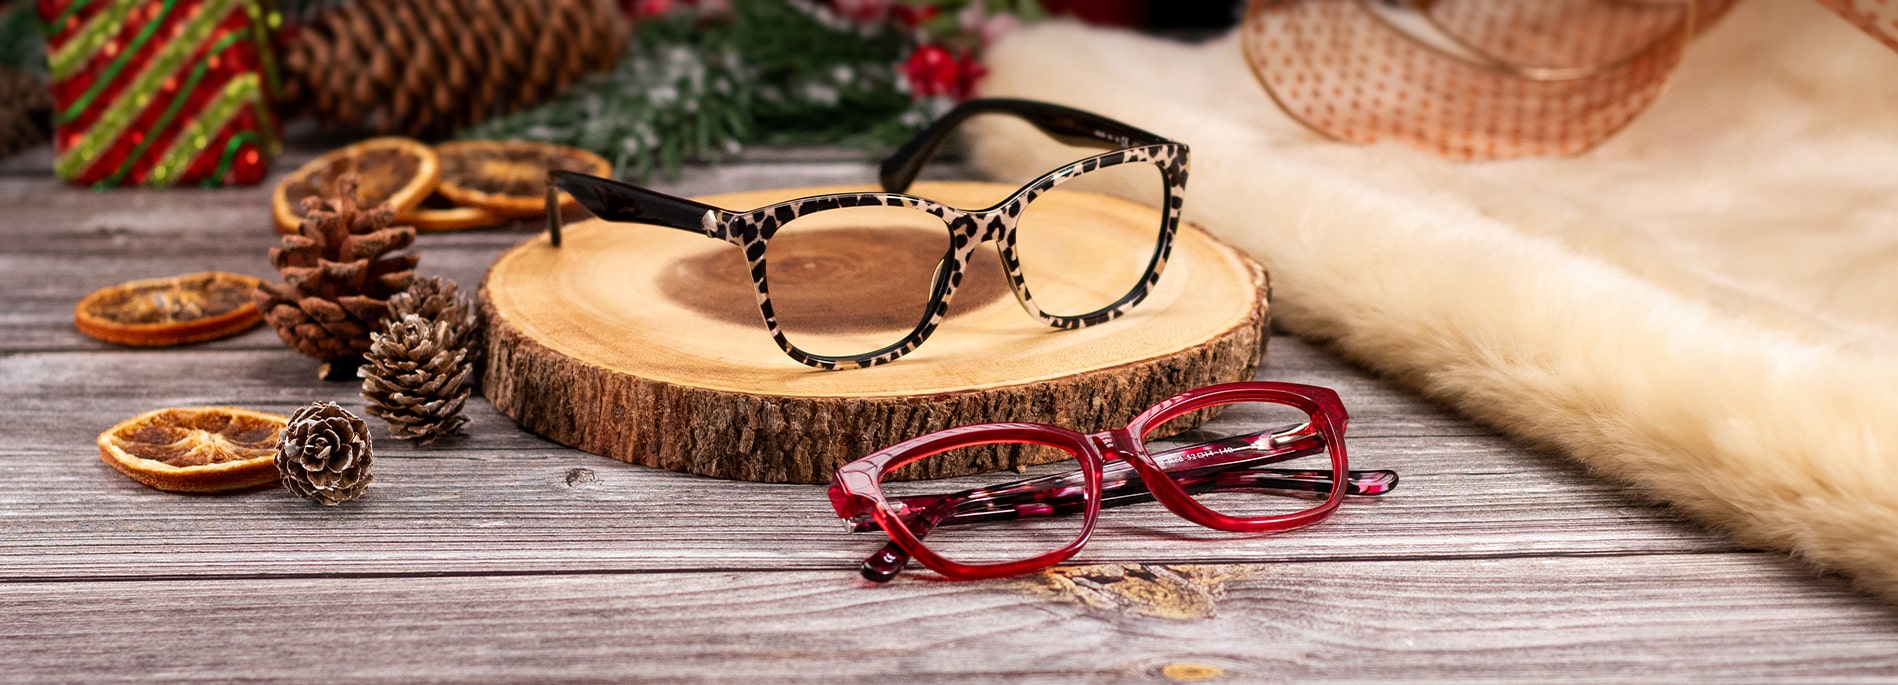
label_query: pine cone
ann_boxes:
[390,276,480,353]
[0,66,51,160]
[360,314,473,445]
[276,402,374,505]
[281,0,630,138]
[254,175,419,375]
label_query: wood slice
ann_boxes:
[479,181,1269,483]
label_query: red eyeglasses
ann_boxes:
[829,382,1398,582]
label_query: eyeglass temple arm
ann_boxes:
[544,170,725,247]
[852,428,1399,582]
[878,98,1174,194]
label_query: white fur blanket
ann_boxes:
[968,1,1898,602]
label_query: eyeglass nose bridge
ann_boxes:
[1089,428,1142,462]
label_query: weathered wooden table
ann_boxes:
[5,141,1896,683]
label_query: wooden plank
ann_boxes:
[5,555,1894,683]
[0,337,1733,580]
[0,146,938,236]
[0,430,1732,579]
[0,241,516,352]
[0,160,906,254]
[0,145,53,177]
[10,137,1895,680]
[0,157,971,352]
[0,337,1495,460]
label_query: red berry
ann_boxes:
[902,45,960,99]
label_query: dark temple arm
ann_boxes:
[545,170,725,247]
[878,98,1174,194]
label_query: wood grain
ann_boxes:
[0,336,1738,580]
[1,141,1893,680]
[6,557,1896,683]
[0,438,1737,579]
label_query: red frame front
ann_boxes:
[828,381,1353,581]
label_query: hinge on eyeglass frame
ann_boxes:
[1269,422,1317,447]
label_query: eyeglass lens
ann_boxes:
[1140,399,1339,520]
[766,205,952,358]
[873,441,1091,566]
[1013,159,1166,317]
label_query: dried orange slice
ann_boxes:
[272,137,440,233]
[436,140,611,219]
[98,407,286,493]
[399,192,508,232]
[74,272,263,347]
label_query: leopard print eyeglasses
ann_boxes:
[545,98,1190,370]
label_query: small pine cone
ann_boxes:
[360,314,473,444]
[390,276,480,354]
[276,402,374,505]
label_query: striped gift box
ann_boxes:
[39,0,281,187]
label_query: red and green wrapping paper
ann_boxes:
[38,0,281,187]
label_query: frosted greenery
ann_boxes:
[461,0,938,180]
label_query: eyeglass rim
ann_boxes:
[851,424,1107,579]
[543,97,1191,371]
[733,142,1188,369]
[830,381,1352,580]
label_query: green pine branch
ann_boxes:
[461,0,942,180]
[462,29,753,182]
